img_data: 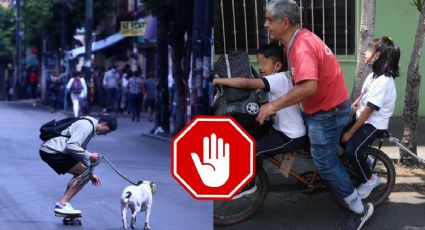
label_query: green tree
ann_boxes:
[22,0,113,51]
[0,6,15,100]
[0,6,15,64]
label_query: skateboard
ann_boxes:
[55,212,82,225]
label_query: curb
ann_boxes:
[141,133,172,142]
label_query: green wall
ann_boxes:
[339,0,425,116]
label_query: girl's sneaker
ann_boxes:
[357,174,381,199]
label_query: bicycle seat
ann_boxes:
[381,130,391,139]
[374,130,391,149]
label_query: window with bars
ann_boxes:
[214,0,356,56]
[214,0,266,54]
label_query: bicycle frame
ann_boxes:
[267,151,327,191]
[376,131,425,165]
[390,137,425,164]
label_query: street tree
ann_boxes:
[400,0,425,166]
[351,0,376,100]
[22,0,112,53]
[0,6,15,100]
[0,6,14,64]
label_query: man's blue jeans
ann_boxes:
[303,106,354,198]
[107,88,118,112]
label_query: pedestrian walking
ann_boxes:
[128,70,143,122]
[66,72,88,117]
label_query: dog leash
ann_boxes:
[100,155,138,185]
[75,155,138,186]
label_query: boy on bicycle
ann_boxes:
[213,43,308,199]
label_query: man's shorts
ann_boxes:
[39,150,79,175]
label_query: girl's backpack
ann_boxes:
[70,78,83,94]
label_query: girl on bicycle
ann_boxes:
[342,36,400,199]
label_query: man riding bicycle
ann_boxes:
[256,1,373,229]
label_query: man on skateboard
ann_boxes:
[39,114,117,216]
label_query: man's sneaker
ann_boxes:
[232,181,257,200]
[54,202,81,215]
[341,202,374,230]
[357,173,381,199]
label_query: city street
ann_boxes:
[216,170,425,230]
[0,101,212,230]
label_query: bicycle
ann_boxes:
[214,132,396,226]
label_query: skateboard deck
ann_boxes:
[55,212,82,225]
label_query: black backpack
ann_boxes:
[213,51,271,139]
[39,117,94,141]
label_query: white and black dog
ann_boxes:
[121,181,157,230]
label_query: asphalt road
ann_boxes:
[215,158,425,230]
[0,101,212,230]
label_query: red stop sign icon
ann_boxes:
[171,116,255,200]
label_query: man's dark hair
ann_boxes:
[369,36,401,78]
[99,113,118,131]
[258,43,287,71]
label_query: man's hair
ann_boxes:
[258,43,287,71]
[266,0,300,25]
[368,36,401,78]
[99,113,118,131]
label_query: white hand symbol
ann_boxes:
[191,133,230,187]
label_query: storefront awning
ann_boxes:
[67,32,126,60]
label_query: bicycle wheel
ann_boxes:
[214,167,268,226]
[335,147,396,207]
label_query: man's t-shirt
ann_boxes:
[288,28,349,115]
[143,79,156,100]
[103,69,120,89]
[263,72,306,139]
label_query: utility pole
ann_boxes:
[84,0,93,80]
[14,0,22,100]
[155,12,170,133]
